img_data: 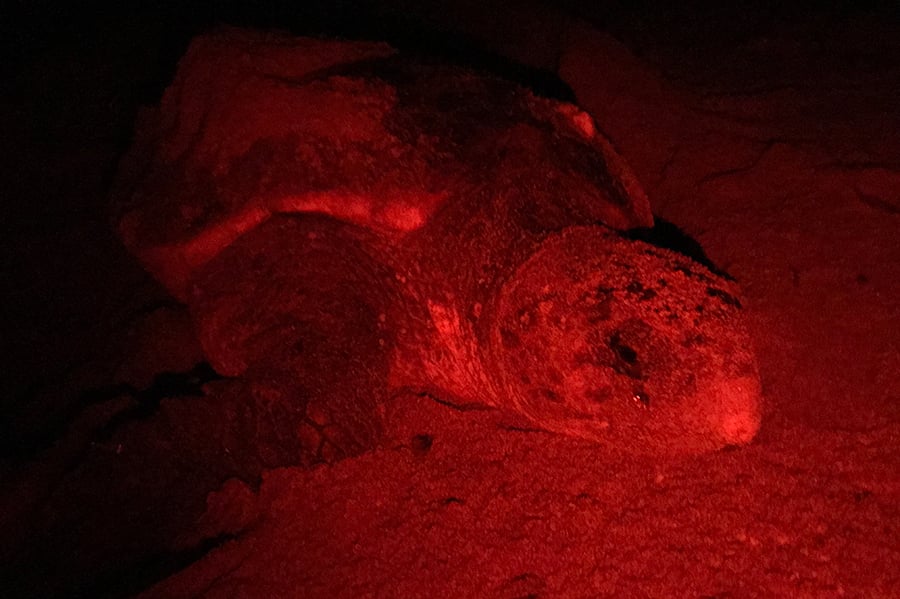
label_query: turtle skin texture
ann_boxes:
[113,29,762,464]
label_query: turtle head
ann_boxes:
[490,226,762,455]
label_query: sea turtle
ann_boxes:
[112,28,762,463]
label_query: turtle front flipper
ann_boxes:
[189,215,398,465]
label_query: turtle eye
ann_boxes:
[610,333,638,364]
[606,318,653,381]
[609,331,643,380]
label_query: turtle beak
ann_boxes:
[706,374,762,447]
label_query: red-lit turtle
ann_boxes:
[113,29,761,463]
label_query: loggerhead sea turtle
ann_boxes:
[112,28,762,463]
